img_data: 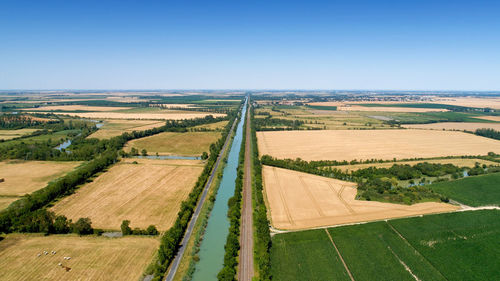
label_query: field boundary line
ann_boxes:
[386,245,421,281]
[272,167,295,226]
[385,221,449,281]
[324,229,355,281]
[327,183,355,214]
[298,176,325,217]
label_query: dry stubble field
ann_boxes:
[262,166,458,230]
[28,105,132,112]
[0,129,39,140]
[124,131,220,156]
[257,129,500,161]
[403,122,500,131]
[0,161,82,196]
[44,111,225,120]
[87,120,166,139]
[0,234,158,281]
[51,158,204,230]
[474,116,500,122]
[333,158,499,172]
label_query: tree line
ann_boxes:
[0,113,61,129]
[475,128,500,140]
[249,108,272,280]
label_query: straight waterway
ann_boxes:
[191,99,247,281]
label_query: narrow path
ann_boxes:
[272,167,295,225]
[239,102,254,281]
[385,221,448,281]
[324,229,355,281]
[299,176,325,217]
[164,114,239,281]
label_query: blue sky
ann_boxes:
[0,0,499,90]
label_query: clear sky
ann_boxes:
[0,0,499,90]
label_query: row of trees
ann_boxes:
[217,117,246,280]
[475,128,500,140]
[250,108,272,280]
[120,220,159,236]
[6,208,94,235]
[254,116,304,131]
[150,103,242,281]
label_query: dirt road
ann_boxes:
[238,102,254,281]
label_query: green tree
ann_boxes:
[121,220,132,235]
[72,218,93,235]
[201,151,209,160]
[146,225,159,235]
[53,215,70,234]
[141,149,148,156]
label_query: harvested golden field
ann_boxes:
[0,197,17,211]
[52,159,204,230]
[431,97,500,109]
[87,120,165,139]
[191,120,229,130]
[0,129,39,140]
[474,116,500,122]
[307,101,447,112]
[124,131,220,156]
[45,111,225,120]
[157,103,196,108]
[403,122,500,131]
[0,161,82,196]
[337,105,447,112]
[28,105,132,111]
[0,234,158,281]
[257,129,500,161]
[262,166,458,230]
[334,158,499,172]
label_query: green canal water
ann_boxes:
[191,99,247,281]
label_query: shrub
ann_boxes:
[72,218,93,235]
[121,220,132,235]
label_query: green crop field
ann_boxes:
[429,173,500,206]
[390,210,500,281]
[271,230,351,281]
[271,210,500,281]
[329,222,444,281]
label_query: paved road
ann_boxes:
[164,115,239,281]
[238,103,254,281]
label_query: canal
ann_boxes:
[191,98,247,281]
